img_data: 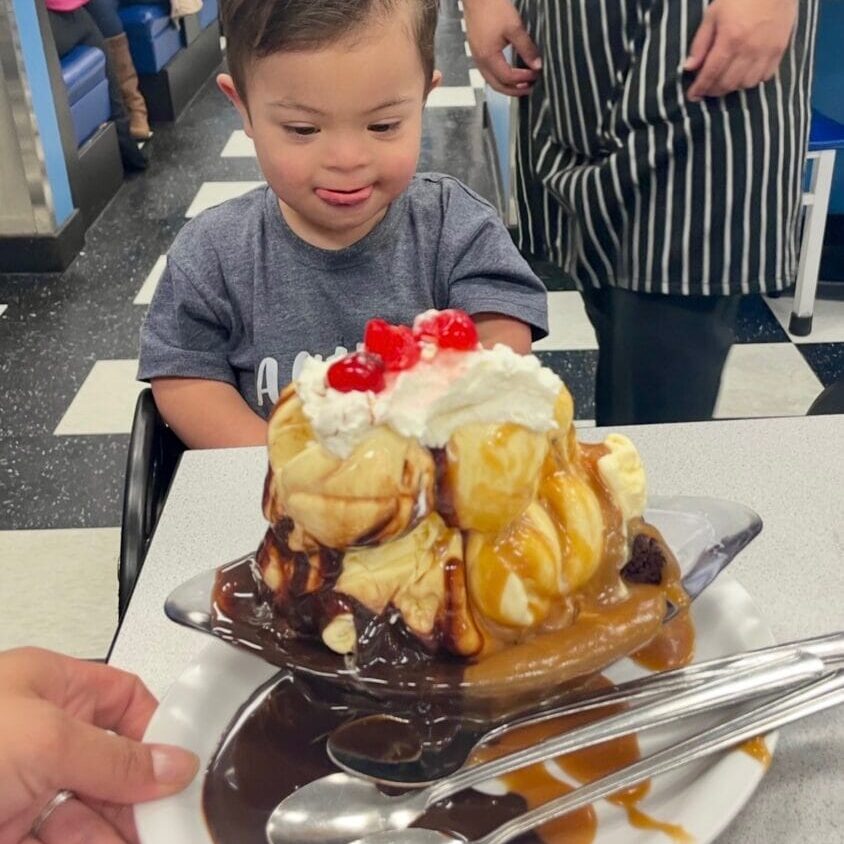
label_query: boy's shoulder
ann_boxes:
[168,185,270,265]
[406,173,499,218]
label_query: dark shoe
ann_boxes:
[117,125,148,171]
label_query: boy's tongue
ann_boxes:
[316,185,373,206]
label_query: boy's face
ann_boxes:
[219,8,437,249]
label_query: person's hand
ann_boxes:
[463,0,542,96]
[685,0,798,101]
[0,648,199,844]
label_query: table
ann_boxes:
[109,415,844,843]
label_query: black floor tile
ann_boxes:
[535,350,597,419]
[734,295,790,344]
[797,342,844,387]
[0,435,127,530]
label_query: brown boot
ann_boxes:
[105,33,152,140]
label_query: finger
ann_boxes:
[710,55,755,98]
[37,796,127,844]
[508,24,542,71]
[685,11,716,71]
[482,51,539,88]
[687,40,733,100]
[61,660,158,741]
[41,714,198,805]
[82,799,140,843]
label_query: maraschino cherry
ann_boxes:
[413,309,479,350]
[364,319,420,371]
[326,351,385,393]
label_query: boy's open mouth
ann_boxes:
[315,185,374,207]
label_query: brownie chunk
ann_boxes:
[621,534,667,585]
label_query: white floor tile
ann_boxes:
[464,41,473,58]
[0,305,7,318]
[469,68,485,89]
[427,86,476,108]
[134,255,166,305]
[220,35,226,50]
[185,181,264,218]
[532,290,599,351]
[461,17,466,32]
[0,528,119,658]
[715,343,823,419]
[54,360,144,435]
[221,129,256,158]
[763,294,844,344]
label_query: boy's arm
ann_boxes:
[474,313,532,353]
[152,377,267,449]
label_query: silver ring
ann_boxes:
[30,789,76,837]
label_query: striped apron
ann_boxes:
[513,0,820,295]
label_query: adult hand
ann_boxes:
[463,0,542,96]
[686,0,798,101]
[0,648,199,844]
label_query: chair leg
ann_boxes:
[791,150,836,336]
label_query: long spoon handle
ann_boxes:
[425,652,825,806]
[479,669,844,844]
[482,630,844,746]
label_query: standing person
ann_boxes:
[46,0,148,170]
[464,0,818,425]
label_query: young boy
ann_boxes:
[139,0,549,448]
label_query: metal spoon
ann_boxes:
[264,652,824,844]
[328,631,844,784]
[345,669,844,844]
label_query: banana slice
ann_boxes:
[466,502,564,628]
[336,513,482,654]
[281,427,434,549]
[445,423,549,533]
[542,469,605,590]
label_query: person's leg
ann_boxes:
[85,0,124,38]
[582,287,741,426]
[47,9,88,57]
[73,7,147,169]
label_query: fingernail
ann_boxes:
[152,746,200,785]
[531,58,542,70]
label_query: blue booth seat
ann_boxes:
[60,46,110,146]
[119,4,182,75]
[197,0,218,30]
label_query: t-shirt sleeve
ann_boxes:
[439,180,549,341]
[137,246,237,386]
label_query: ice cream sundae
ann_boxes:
[227,309,692,690]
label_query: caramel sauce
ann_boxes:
[740,736,772,768]
[633,609,696,672]
[470,679,692,843]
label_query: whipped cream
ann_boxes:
[297,344,563,458]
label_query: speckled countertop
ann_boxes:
[109,414,844,843]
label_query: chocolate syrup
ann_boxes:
[202,672,540,844]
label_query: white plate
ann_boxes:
[137,504,775,844]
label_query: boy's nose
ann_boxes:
[325,138,371,172]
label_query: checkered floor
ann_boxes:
[0,0,841,658]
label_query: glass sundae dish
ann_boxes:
[211,309,694,703]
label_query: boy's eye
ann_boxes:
[284,125,318,136]
[369,122,400,134]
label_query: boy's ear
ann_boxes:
[217,73,254,137]
[430,69,443,92]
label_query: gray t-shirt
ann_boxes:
[139,173,549,416]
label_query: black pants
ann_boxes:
[580,287,741,426]
[48,8,125,124]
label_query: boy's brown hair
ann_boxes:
[221,0,439,103]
